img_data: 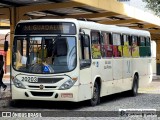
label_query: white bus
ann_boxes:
[11,19,152,106]
[151,41,156,76]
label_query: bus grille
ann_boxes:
[28,85,57,89]
[37,78,63,83]
[30,92,54,97]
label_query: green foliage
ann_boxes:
[143,0,160,16]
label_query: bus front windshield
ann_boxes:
[12,36,76,74]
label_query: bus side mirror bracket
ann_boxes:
[79,28,85,35]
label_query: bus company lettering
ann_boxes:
[104,61,112,69]
[23,25,63,31]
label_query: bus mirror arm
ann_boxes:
[4,41,8,51]
[79,29,85,35]
[80,59,91,69]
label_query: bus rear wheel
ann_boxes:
[90,82,100,106]
[130,75,138,96]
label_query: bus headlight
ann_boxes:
[13,78,26,89]
[59,79,76,90]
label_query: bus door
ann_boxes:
[79,29,92,100]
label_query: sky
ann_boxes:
[118,0,154,14]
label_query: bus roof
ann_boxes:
[18,18,150,37]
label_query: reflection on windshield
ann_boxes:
[13,36,76,74]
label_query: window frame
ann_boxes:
[112,33,122,57]
[80,34,91,60]
[91,30,102,59]
[122,34,132,57]
[145,37,151,47]
[101,31,113,58]
[139,36,146,46]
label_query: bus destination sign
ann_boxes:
[15,22,76,35]
[23,25,64,31]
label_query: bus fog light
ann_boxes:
[13,78,26,89]
[59,79,76,90]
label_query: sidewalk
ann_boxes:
[3,73,10,84]
[0,73,11,99]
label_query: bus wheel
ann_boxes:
[90,82,100,106]
[130,75,138,96]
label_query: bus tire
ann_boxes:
[90,81,100,106]
[130,75,138,96]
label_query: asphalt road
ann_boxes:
[0,79,160,119]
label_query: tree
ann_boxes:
[143,0,160,16]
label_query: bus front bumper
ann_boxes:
[11,85,79,102]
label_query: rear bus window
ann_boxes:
[139,36,147,57]
[139,37,146,46]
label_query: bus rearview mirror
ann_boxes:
[80,59,91,69]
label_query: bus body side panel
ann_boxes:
[100,59,114,97]
[132,58,152,88]
[151,41,156,76]
[91,59,102,94]
[112,58,123,93]
[138,75,152,88]
[78,67,92,101]
[122,58,133,91]
[139,58,152,87]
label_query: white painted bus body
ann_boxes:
[11,19,152,102]
[151,41,156,76]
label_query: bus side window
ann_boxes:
[101,32,112,58]
[131,36,139,57]
[122,34,131,57]
[91,31,101,59]
[146,37,150,46]
[82,35,90,60]
[112,33,122,57]
[139,36,146,57]
[145,37,151,56]
[14,38,27,69]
